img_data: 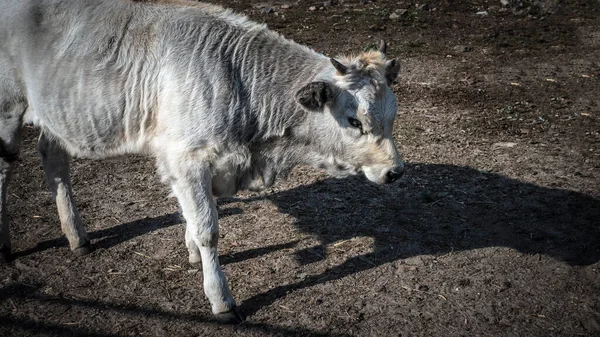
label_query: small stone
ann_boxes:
[476,11,489,16]
[492,142,517,148]
[281,4,290,9]
[500,0,509,6]
[252,3,269,9]
[309,6,317,11]
[368,24,386,31]
[261,7,273,14]
[453,45,473,53]
[395,9,409,15]
[389,13,400,20]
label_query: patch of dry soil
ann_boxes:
[1,1,599,336]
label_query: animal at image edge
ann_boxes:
[0,0,404,322]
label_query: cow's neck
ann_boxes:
[236,32,332,142]
[240,38,339,179]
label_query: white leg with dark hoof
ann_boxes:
[214,306,244,324]
[38,133,91,255]
[163,154,240,322]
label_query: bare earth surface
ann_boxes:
[1,0,600,336]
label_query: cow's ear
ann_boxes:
[295,81,335,112]
[384,59,401,86]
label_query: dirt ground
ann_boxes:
[1,0,600,336]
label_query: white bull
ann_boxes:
[0,0,404,322]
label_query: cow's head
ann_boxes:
[295,43,404,184]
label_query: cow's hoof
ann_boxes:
[73,242,93,256]
[215,307,244,324]
[0,248,12,263]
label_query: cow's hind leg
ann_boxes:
[0,52,27,263]
[161,154,241,323]
[38,133,91,255]
[0,100,25,263]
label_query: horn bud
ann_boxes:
[330,58,348,75]
[379,40,387,55]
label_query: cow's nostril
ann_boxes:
[386,167,404,183]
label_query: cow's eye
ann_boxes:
[348,118,362,129]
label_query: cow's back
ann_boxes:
[1,0,326,159]
[1,0,208,157]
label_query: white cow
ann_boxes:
[0,0,404,322]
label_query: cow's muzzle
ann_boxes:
[384,165,405,184]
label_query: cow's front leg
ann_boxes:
[38,133,91,255]
[168,159,241,323]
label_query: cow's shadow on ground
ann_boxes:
[12,163,600,322]
[13,213,183,258]
[220,163,600,317]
